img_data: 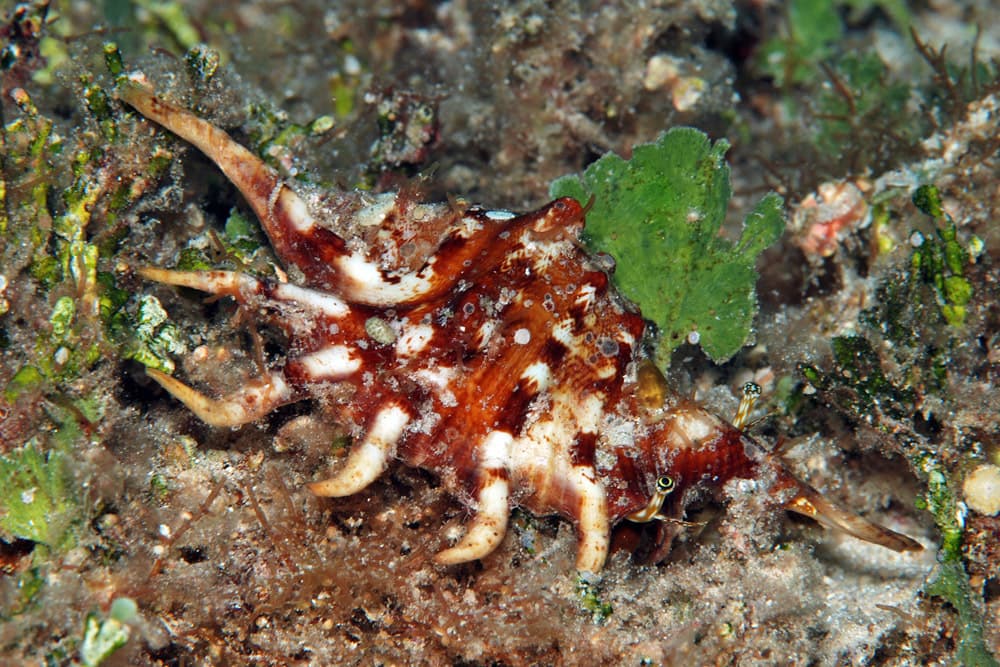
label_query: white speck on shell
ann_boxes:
[485,210,516,221]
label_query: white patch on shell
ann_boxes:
[552,319,575,346]
[299,345,361,379]
[396,323,436,357]
[574,283,597,312]
[408,400,443,435]
[513,327,531,345]
[501,235,568,276]
[372,404,410,442]
[527,238,568,274]
[481,430,514,470]
[513,413,566,472]
[456,215,486,238]
[272,283,349,318]
[601,412,638,451]
[413,366,458,407]
[283,189,317,232]
[594,442,618,475]
[520,361,552,393]
[575,393,605,434]
[667,409,723,449]
[336,253,435,304]
[474,320,499,351]
[511,392,583,484]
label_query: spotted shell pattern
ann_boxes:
[121,78,921,573]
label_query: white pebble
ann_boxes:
[963,464,1000,516]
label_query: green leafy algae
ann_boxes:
[814,52,916,158]
[756,0,909,89]
[80,598,136,666]
[576,575,613,624]
[757,0,844,88]
[125,295,187,374]
[551,128,784,368]
[0,444,76,548]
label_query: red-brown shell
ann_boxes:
[122,79,921,573]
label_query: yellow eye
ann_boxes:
[656,475,675,493]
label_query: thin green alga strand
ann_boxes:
[911,184,975,328]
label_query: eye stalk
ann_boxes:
[626,475,677,523]
[733,381,761,430]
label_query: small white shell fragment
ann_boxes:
[644,54,679,90]
[962,464,1000,516]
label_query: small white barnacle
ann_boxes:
[365,316,397,345]
[597,336,619,358]
[513,328,531,345]
[542,293,555,312]
[485,209,516,221]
